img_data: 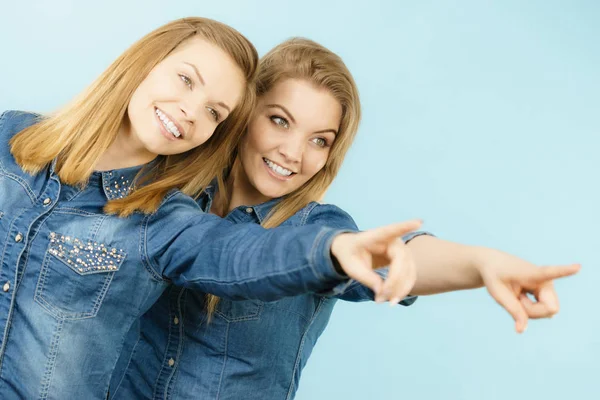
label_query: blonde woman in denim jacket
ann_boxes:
[108,38,580,400]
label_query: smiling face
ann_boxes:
[238,78,342,200]
[124,36,245,160]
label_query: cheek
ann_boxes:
[126,91,143,128]
[193,125,217,146]
[127,80,154,119]
[245,121,271,151]
[303,152,328,178]
[136,71,180,108]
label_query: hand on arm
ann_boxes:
[330,219,422,305]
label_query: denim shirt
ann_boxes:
[109,185,430,400]
[0,111,354,399]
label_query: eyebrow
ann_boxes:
[217,101,231,114]
[266,104,338,135]
[184,62,231,115]
[183,62,205,86]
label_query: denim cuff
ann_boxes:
[310,227,355,283]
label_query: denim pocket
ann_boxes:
[35,232,126,320]
[215,299,263,322]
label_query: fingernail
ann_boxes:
[518,322,527,333]
[389,298,400,307]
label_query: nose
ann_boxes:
[179,103,196,126]
[278,134,304,164]
[180,91,209,125]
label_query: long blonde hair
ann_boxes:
[10,17,258,216]
[207,37,361,316]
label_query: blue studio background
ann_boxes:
[1,1,598,399]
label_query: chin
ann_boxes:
[141,140,165,156]
[255,184,285,200]
[260,189,282,199]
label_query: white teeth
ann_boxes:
[264,158,293,177]
[155,108,182,138]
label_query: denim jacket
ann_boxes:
[0,110,354,399]
[109,184,430,400]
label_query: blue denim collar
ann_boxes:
[49,155,156,201]
[92,163,148,200]
[202,181,282,224]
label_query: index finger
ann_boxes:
[362,220,423,244]
[528,264,581,284]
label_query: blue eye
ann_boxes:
[270,115,289,129]
[179,74,193,89]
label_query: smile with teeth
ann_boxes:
[263,158,294,177]
[155,108,182,138]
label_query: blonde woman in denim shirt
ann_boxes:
[108,38,580,400]
[0,18,431,399]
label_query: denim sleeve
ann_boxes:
[0,110,42,144]
[144,193,351,301]
[328,231,435,306]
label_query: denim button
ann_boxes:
[173,316,179,325]
[14,233,23,243]
[43,198,52,205]
[245,207,253,214]
[168,358,175,367]
[3,282,9,292]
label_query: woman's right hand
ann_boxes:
[330,220,422,304]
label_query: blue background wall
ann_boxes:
[1,1,597,398]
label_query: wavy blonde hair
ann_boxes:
[10,17,258,216]
[207,37,361,316]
